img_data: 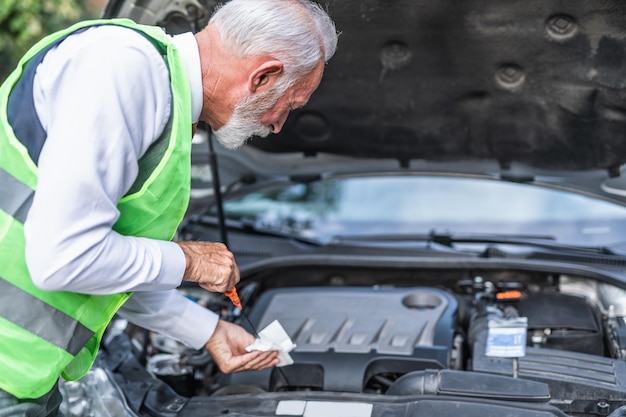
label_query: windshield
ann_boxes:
[214,176,626,246]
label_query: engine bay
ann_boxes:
[89,264,626,415]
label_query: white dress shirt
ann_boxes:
[23,24,215,349]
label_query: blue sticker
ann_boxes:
[485,317,528,358]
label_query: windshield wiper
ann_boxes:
[186,214,324,246]
[332,231,619,256]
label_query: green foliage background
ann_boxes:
[0,0,101,82]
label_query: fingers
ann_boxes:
[226,350,280,373]
[252,351,281,370]
[176,241,240,292]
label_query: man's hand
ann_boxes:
[205,320,280,373]
[176,241,239,292]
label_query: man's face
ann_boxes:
[214,60,325,150]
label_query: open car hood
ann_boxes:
[103,0,626,206]
[258,1,626,172]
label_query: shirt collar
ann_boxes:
[171,32,202,124]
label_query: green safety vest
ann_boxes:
[0,18,192,399]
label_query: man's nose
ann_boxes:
[270,112,289,134]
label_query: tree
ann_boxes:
[0,0,100,82]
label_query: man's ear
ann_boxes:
[249,60,283,93]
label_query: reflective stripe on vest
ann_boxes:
[0,167,33,224]
[0,278,94,355]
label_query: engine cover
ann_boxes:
[230,287,458,392]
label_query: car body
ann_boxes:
[61,1,626,416]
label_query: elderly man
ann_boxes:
[0,0,338,413]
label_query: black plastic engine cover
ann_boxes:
[229,287,458,392]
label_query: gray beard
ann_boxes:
[213,86,284,150]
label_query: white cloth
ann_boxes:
[245,320,296,367]
[23,24,213,349]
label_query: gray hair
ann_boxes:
[209,0,338,81]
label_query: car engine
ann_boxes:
[104,268,626,407]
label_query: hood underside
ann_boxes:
[254,0,626,173]
[105,0,626,182]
